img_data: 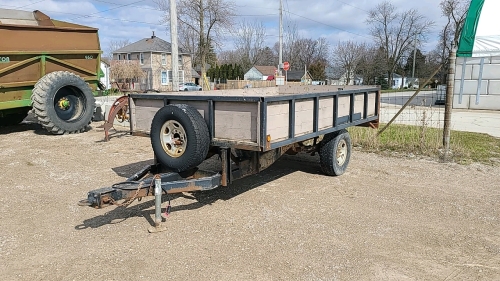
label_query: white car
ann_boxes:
[179,82,202,91]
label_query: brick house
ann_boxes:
[112,34,198,91]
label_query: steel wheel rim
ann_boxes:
[336,139,347,166]
[53,86,86,122]
[160,120,187,158]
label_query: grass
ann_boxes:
[348,124,500,165]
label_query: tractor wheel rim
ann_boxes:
[160,120,187,158]
[336,139,347,166]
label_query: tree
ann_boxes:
[109,60,146,90]
[155,0,236,80]
[404,49,426,78]
[366,1,434,86]
[356,46,387,86]
[232,20,267,71]
[308,59,327,81]
[434,0,470,83]
[105,39,130,60]
[332,41,366,85]
[439,0,470,53]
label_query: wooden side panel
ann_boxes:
[267,101,289,142]
[354,94,364,117]
[169,100,208,120]
[214,102,258,142]
[131,98,163,133]
[318,97,334,130]
[294,99,314,136]
[338,96,350,117]
[367,92,376,116]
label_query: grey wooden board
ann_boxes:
[213,102,258,142]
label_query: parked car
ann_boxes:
[179,82,202,91]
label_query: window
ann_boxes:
[161,71,168,85]
[140,53,144,65]
[127,53,131,60]
[161,70,185,85]
[117,54,121,60]
[161,53,167,65]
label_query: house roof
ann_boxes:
[191,69,200,79]
[254,66,277,76]
[286,70,309,81]
[114,35,187,54]
[101,57,110,66]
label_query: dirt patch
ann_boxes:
[1,121,499,280]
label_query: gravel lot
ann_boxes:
[1,121,499,281]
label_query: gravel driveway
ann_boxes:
[1,122,499,280]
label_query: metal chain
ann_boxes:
[109,180,146,207]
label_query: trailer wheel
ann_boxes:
[150,104,210,172]
[31,71,95,134]
[319,129,351,176]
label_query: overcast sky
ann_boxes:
[0,0,449,55]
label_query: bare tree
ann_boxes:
[232,20,267,70]
[332,41,366,85]
[356,46,387,86]
[440,0,469,52]
[282,38,329,71]
[155,0,236,79]
[367,1,434,85]
[217,50,241,66]
[105,39,130,60]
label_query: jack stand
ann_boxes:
[148,177,167,233]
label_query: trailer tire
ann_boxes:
[31,71,95,134]
[319,129,351,176]
[150,104,210,172]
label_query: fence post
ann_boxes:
[442,45,457,160]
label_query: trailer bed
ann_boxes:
[129,85,380,151]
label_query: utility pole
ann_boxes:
[412,33,417,78]
[278,0,283,76]
[170,0,179,91]
[443,44,456,160]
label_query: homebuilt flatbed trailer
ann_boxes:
[80,85,380,231]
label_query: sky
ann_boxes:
[0,0,449,56]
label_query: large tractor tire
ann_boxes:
[150,104,210,172]
[31,71,96,134]
[319,129,352,176]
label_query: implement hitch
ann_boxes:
[79,164,221,209]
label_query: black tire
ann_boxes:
[150,104,210,172]
[319,129,352,176]
[184,88,189,91]
[31,71,96,134]
[0,109,29,127]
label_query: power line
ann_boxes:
[74,0,147,19]
[285,9,370,39]
[91,0,159,12]
[334,0,369,13]
[11,0,47,10]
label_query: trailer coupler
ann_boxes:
[79,165,221,208]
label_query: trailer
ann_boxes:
[80,85,380,231]
[0,8,101,133]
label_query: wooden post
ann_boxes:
[442,45,456,159]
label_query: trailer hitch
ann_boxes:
[79,165,221,208]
